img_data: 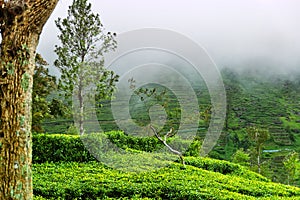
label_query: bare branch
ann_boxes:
[150,125,185,166]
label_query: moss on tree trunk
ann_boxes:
[0,1,58,199]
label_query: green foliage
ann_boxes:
[66,124,80,135]
[32,54,57,132]
[184,156,267,182]
[247,126,270,174]
[183,138,202,157]
[32,132,201,163]
[129,84,181,133]
[32,134,96,163]
[34,67,300,186]
[33,161,300,199]
[283,151,299,185]
[32,133,300,199]
[54,0,119,135]
[32,131,165,163]
[33,196,59,200]
[247,127,270,148]
[48,98,70,118]
[105,131,164,152]
[232,148,250,167]
[215,68,300,184]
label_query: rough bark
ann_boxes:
[0,0,58,199]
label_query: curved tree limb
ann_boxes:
[150,125,185,166]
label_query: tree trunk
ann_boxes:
[0,1,58,199]
[257,154,261,174]
[79,83,84,135]
[257,147,261,174]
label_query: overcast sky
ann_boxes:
[37,0,300,75]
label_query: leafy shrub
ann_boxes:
[33,132,201,164]
[32,133,96,163]
[105,131,164,152]
[184,156,269,182]
[33,133,300,199]
[231,148,250,167]
[65,124,79,135]
[184,138,202,157]
[33,162,300,200]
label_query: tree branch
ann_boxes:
[0,0,29,28]
[150,125,185,166]
[0,0,58,33]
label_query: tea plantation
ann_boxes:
[35,68,300,199]
[33,133,300,199]
[41,68,300,185]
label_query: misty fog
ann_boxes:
[0,0,299,77]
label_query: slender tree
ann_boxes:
[0,0,58,199]
[247,126,269,174]
[283,151,299,185]
[221,68,241,131]
[55,0,118,135]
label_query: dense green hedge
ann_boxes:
[32,133,264,180]
[105,131,164,152]
[33,132,201,163]
[33,131,157,163]
[32,134,96,163]
[33,134,300,199]
[34,195,155,200]
[184,157,269,182]
[33,162,300,200]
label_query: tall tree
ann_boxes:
[55,0,118,135]
[0,0,58,199]
[247,126,269,174]
[221,68,241,131]
[283,151,299,185]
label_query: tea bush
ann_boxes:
[32,133,96,163]
[32,133,300,199]
[33,132,200,163]
[33,162,300,199]
[184,156,269,182]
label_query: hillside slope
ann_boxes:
[33,157,300,200]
